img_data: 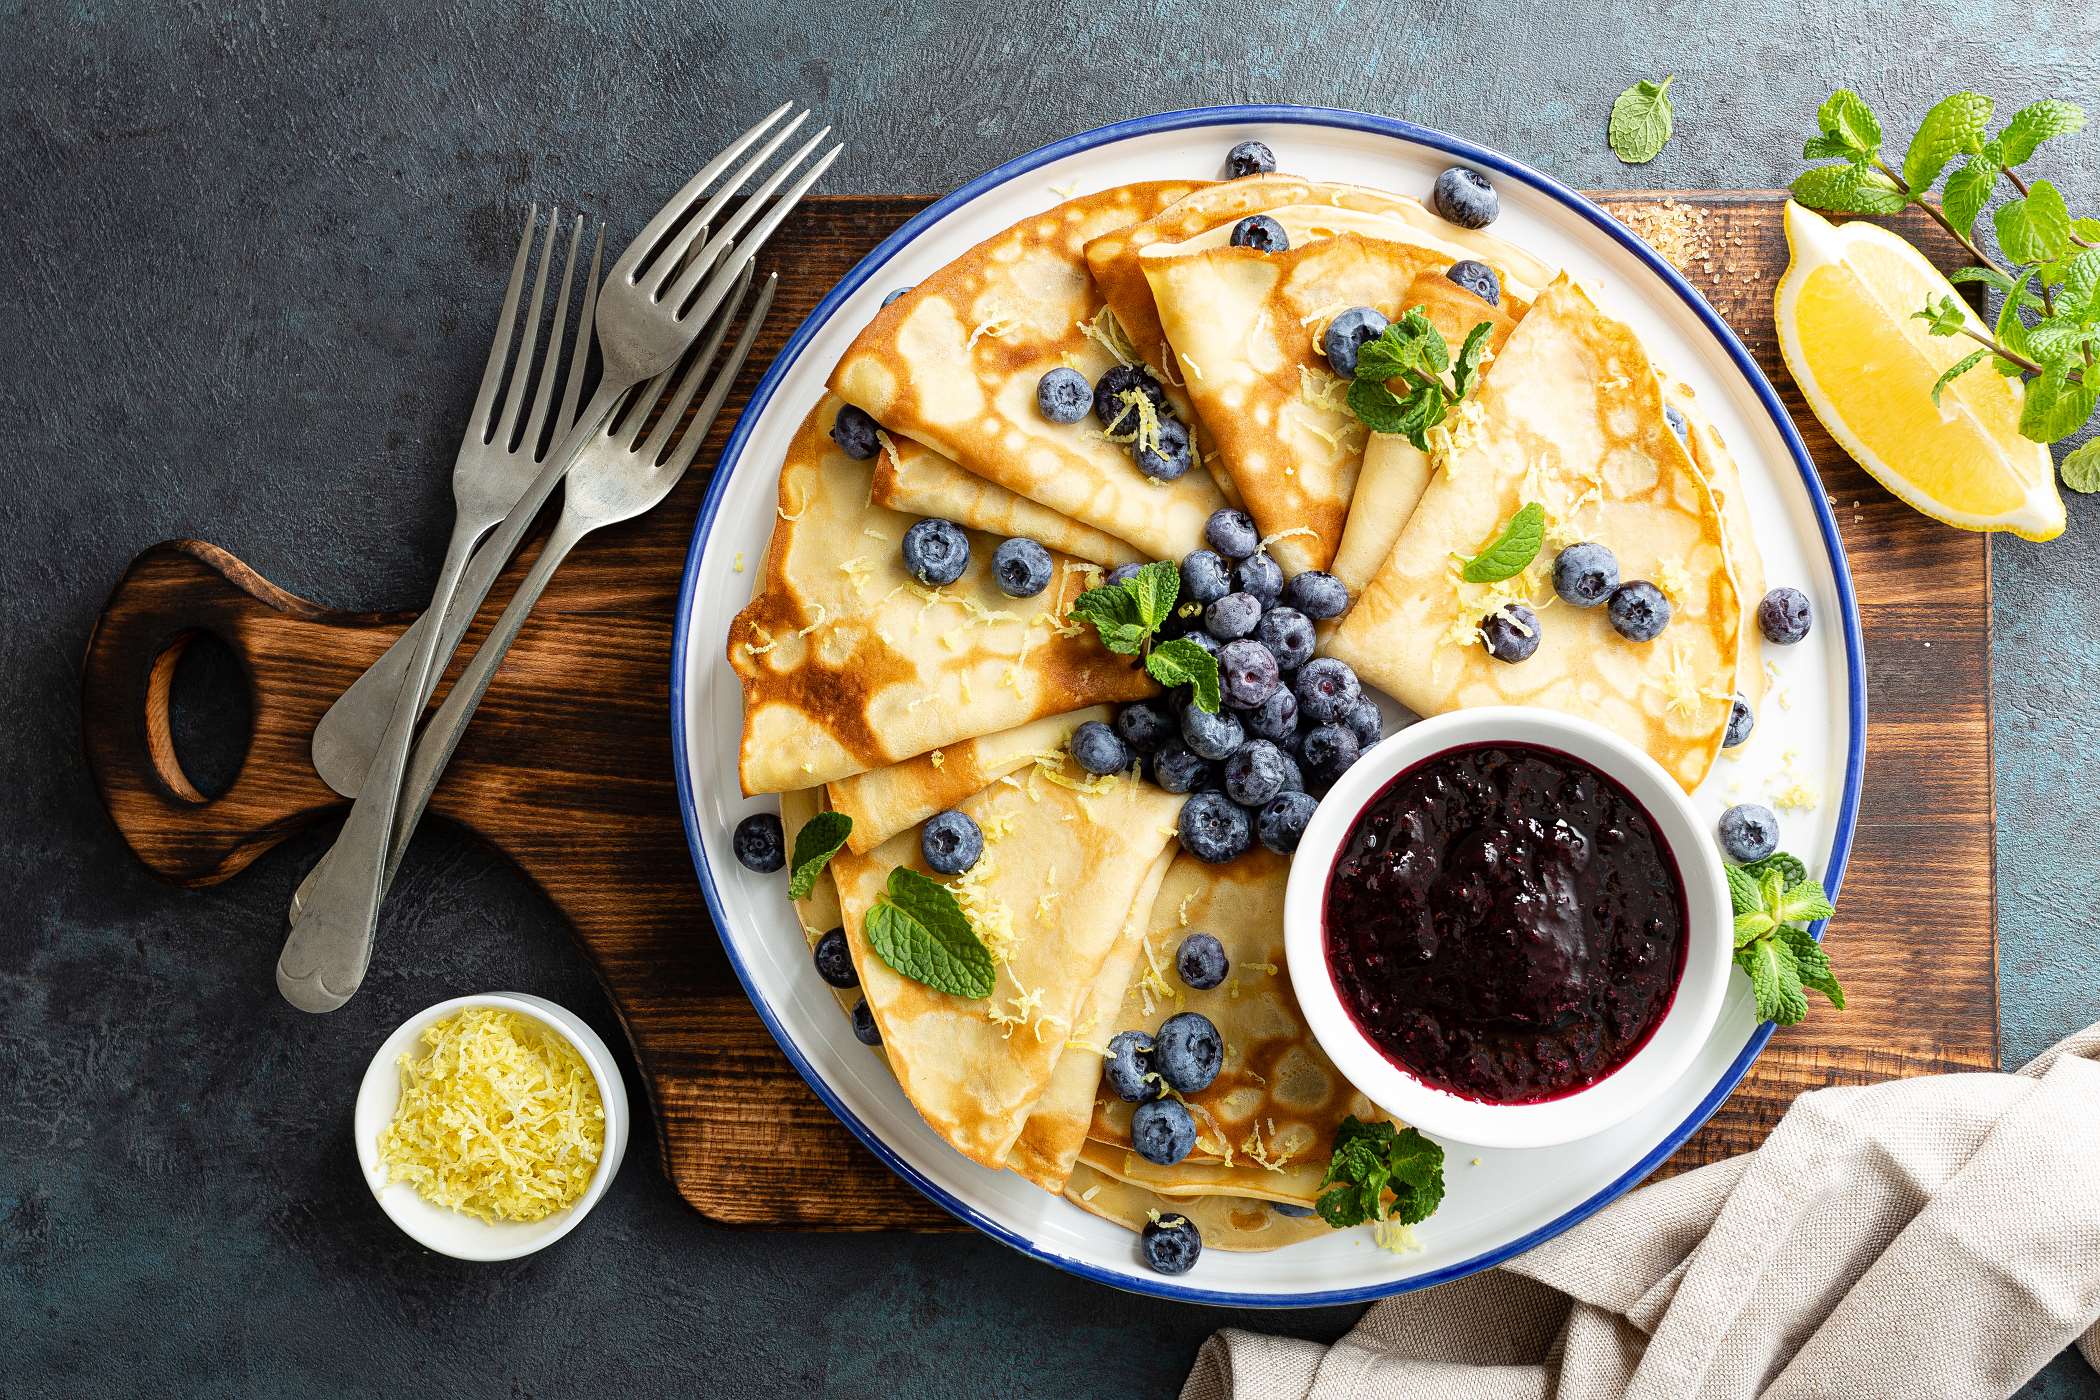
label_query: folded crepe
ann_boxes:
[867,431,1143,568]
[1138,202,1541,576]
[1062,1162,1332,1253]
[830,772,1185,1172]
[728,396,1155,795]
[829,181,1234,562]
[780,787,869,1028]
[827,706,1113,855]
[1325,276,1745,791]
[1676,394,1767,716]
[1086,849,1378,1208]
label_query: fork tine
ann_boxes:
[610,101,796,284]
[491,205,561,447]
[664,124,829,299]
[661,273,777,476]
[641,110,812,300]
[639,260,754,463]
[667,139,840,327]
[520,212,585,457]
[547,222,606,453]
[469,204,539,436]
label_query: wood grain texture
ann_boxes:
[80,193,1993,1228]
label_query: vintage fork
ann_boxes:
[309,101,835,799]
[289,268,776,923]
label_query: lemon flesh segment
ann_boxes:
[1775,202,2064,541]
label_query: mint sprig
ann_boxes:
[787,810,852,901]
[1457,502,1545,583]
[1315,1117,1444,1231]
[1790,88,2098,486]
[1609,75,1676,165]
[1727,850,1844,1025]
[864,866,995,998]
[1345,308,1495,452]
[1067,560,1224,712]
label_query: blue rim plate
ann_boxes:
[671,104,1865,1306]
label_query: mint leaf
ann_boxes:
[1736,936,1806,1024]
[1947,264,2017,296]
[1356,308,1450,382]
[1777,878,1836,925]
[1069,583,1144,654]
[1316,1117,1445,1230]
[1735,906,1778,947]
[2025,319,2093,360]
[1451,321,1495,400]
[1802,132,1857,161]
[1346,377,1412,435]
[1941,157,1997,242]
[1903,91,1992,192]
[1128,560,1180,632]
[1725,864,1763,916]
[1609,75,1676,165]
[1999,99,2086,166]
[1931,349,1990,405]
[1995,276,2040,377]
[1458,503,1545,583]
[1741,851,1808,887]
[787,810,853,901]
[1146,637,1222,714]
[1817,89,1883,158]
[1996,187,2074,265]
[2020,361,2099,444]
[1790,163,1908,216]
[1913,294,1970,336]
[2058,249,2100,320]
[2062,439,2100,494]
[1777,925,1847,1011]
[865,867,995,998]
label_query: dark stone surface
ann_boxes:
[4,3,2095,1395]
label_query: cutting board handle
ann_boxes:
[80,540,408,888]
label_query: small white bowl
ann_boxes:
[1284,708,1731,1151]
[353,992,630,1260]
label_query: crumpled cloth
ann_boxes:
[1185,1023,2100,1400]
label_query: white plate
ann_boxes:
[671,105,1863,1305]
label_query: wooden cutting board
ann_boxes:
[81,193,1996,1230]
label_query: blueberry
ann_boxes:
[1104,562,1145,587]
[1131,1097,1198,1167]
[1176,932,1230,990]
[901,518,970,586]
[1432,166,1499,229]
[1115,699,1174,754]
[1322,306,1390,378]
[1271,1202,1315,1219]
[849,998,882,1046]
[1071,720,1132,776]
[880,285,914,307]
[733,813,785,872]
[1342,697,1383,749]
[1243,685,1299,743]
[1218,638,1282,708]
[1607,581,1671,643]
[1150,742,1212,794]
[1725,695,1755,748]
[1482,604,1541,663]
[1155,1011,1224,1092]
[1295,657,1361,725]
[1258,791,1319,853]
[813,927,858,989]
[1301,723,1362,790]
[1140,1213,1203,1274]
[1445,259,1502,307]
[1553,542,1619,608]
[1094,364,1168,431]
[1179,789,1252,863]
[1256,607,1316,670]
[1231,552,1283,607]
[1276,751,1305,793]
[992,536,1052,597]
[1282,570,1349,621]
[921,808,983,875]
[830,404,880,460]
[1134,413,1193,482]
[1224,139,1276,179]
[1205,508,1261,560]
[1719,803,1780,863]
[1180,549,1232,606]
[1664,403,1689,441]
[1205,591,1263,641]
[1758,587,1813,645]
[1035,366,1093,423]
[1180,702,1246,761]
[1104,1029,1157,1102]
[1223,739,1288,807]
[1230,214,1289,252]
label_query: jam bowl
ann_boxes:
[1282,707,1732,1151]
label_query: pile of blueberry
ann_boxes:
[1036,360,1194,482]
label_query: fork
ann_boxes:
[278,106,837,1014]
[292,267,776,920]
[309,101,836,799]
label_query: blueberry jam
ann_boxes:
[1322,743,1686,1103]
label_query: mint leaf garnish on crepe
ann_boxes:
[1456,502,1544,583]
[1345,308,1494,452]
[1727,850,1844,1025]
[865,867,996,998]
[1315,1117,1445,1234]
[1609,75,1676,165]
[787,811,853,900]
[1068,560,1225,711]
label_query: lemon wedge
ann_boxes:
[1774,200,2064,541]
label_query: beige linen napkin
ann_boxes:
[1185,1024,2100,1400]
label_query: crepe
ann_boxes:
[869,431,1144,568]
[829,772,1184,1172]
[728,396,1156,795]
[827,706,1114,855]
[1086,174,1556,381]
[1061,1162,1332,1253]
[1086,849,1379,1203]
[1138,205,1539,576]
[829,181,1235,562]
[1676,394,1767,715]
[1325,276,1744,791]
[779,787,873,1030]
